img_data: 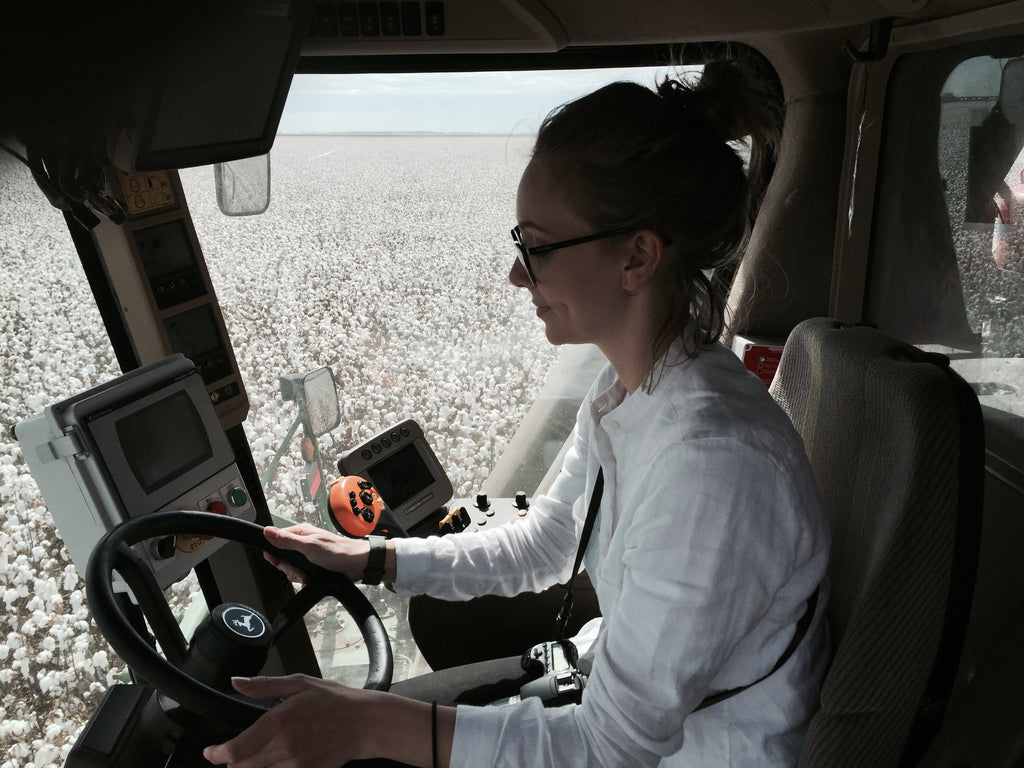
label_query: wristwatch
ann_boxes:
[362,535,387,586]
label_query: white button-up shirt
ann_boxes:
[394,342,830,767]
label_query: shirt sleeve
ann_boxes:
[390,424,591,600]
[448,437,826,768]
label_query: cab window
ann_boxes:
[1,63,684,757]
[181,66,678,526]
[866,41,1024,486]
[181,65,677,686]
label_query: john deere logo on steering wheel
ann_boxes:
[221,605,267,639]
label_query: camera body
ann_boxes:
[490,640,586,707]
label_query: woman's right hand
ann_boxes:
[263,524,370,584]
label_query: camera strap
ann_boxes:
[554,468,604,640]
[552,464,820,711]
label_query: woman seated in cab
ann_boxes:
[205,57,830,768]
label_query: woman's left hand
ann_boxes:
[202,674,373,767]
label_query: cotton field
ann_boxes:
[0,134,555,765]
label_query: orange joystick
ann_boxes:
[328,476,387,538]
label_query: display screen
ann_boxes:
[116,391,213,493]
[164,304,221,359]
[163,304,231,384]
[133,220,197,281]
[370,443,435,510]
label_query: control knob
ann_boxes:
[514,491,530,513]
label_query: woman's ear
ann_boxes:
[620,228,666,295]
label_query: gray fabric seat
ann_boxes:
[768,318,984,768]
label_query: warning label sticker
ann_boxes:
[117,171,176,215]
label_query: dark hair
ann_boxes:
[532,57,781,383]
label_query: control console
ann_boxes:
[337,419,534,537]
[436,492,532,535]
[15,355,256,588]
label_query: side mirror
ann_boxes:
[965,58,1024,223]
[215,153,271,216]
[1001,57,1024,125]
[278,367,341,438]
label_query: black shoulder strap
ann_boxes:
[554,468,604,640]
[693,585,818,712]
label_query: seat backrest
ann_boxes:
[769,318,985,768]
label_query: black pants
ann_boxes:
[346,582,601,766]
[345,656,528,767]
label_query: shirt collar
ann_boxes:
[590,336,705,427]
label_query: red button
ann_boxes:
[208,501,227,516]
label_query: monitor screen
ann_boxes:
[123,1,310,171]
[116,390,213,493]
[132,219,206,308]
[370,442,436,510]
[133,220,196,280]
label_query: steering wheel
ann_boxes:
[86,510,393,728]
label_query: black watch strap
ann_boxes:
[362,535,387,586]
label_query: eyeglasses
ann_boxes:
[511,224,631,285]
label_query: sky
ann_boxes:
[277,66,685,134]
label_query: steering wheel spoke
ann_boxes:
[110,540,189,666]
[271,579,333,639]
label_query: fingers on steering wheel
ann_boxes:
[263,550,308,586]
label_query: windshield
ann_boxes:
[1,63,680,761]
[183,67,681,524]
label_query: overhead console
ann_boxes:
[301,0,567,56]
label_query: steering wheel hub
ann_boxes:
[218,604,270,641]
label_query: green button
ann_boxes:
[229,487,248,507]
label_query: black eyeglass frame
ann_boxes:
[511,224,632,285]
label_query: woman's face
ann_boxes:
[510,157,628,347]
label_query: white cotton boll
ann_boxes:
[3,589,18,609]
[33,744,60,766]
[10,742,29,759]
[38,671,54,693]
[12,559,29,583]
[91,651,108,670]
[2,720,27,738]
[6,633,22,651]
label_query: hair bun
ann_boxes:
[657,60,779,146]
